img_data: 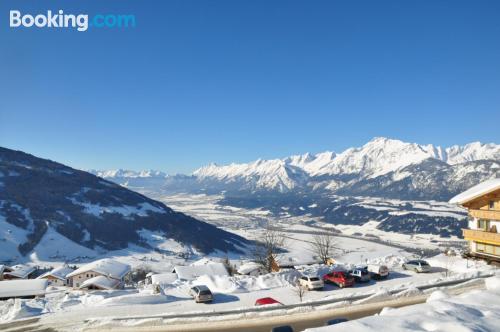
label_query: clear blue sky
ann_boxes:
[1,0,499,174]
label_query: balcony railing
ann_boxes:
[469,209,500,220]
[463,228,500,245]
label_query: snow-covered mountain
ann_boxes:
[0,147,249,263]
[94,137,499,200]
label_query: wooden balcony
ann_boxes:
[469,209,500,220]
[463,228,500,246]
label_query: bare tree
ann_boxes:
[252,225,287,273]
[293,282,307,302]
[310,233,335,265]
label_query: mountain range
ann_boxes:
[93,137,500,201]
[0,147,249,263]
[92,138,499,239]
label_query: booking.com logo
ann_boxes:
[9,10,136,32]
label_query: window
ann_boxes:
[477,243,485,252]
[489,201,495,209]
[478,219,489,230]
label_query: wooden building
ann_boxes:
[450,179,500,262]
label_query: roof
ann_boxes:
[237,262,262,275]
[67,259,131,280]
[79,276,120,290]
[0,279,47,298]
[0,265,11,274]
[3,265,36,279]
[37,266,75,281]
[449,179,500,205]
[150,273,178,285]
[174,262,228,280]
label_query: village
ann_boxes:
[0,178,499,332]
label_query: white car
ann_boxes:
[403,260,431,273]
[189,285,213,303]
[367,264,389,279]
[299,275,324,290]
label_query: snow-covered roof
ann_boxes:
[67,259,131,280]
[151,273,178,285]
[449,179,500,205]
[237,262,262,275]
[37,266,74,281]
[3,265,36,279]
[79,276,120,290]
[0,265,12,274]
[174,263,228,280]
[0,279,47,298]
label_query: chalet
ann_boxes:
[2,265,36,280]
[37,265,74,286]
[66,259,131,289]
[450,179,500,262]
[0,279,48,300]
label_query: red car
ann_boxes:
[323,271,355,288]
[255,297,283,306]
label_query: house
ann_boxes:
[37,265,74,286]
[173,262,228,280]
[78,276,121,290]
[0,265,13,281]
[0,279,48,300]
[66,259,131,289]
[237,262,266,276]
[450,179,500,262]
[2,265,36,280]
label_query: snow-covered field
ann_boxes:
[0,194,490,331]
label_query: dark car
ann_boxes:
[327,318,348,325]
[348,268,371,282]
[271,325,294,332]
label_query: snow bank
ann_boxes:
[485,276,500,291]
[191,270,300,294]
[305,287,500,332]
[0,299,44,323]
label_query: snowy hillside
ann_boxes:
[0,147,249,264]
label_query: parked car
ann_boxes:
[255,297,283,306]
[326,318,348,325]
[348,268,371,282]
[189,285,213,303]
[402,260,431,273]
[366,264,389,279]
[299,275,324,290]
[322,271,355,288]
[271,325,294,332]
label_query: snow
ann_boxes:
[67,259,131,280]
[0,279,47,298]
[305,277,500,332]
[174,262,228,280]
[68,198,166,218]
[449,178,500,204]
[151,273,177,285]
[80,276,120,290]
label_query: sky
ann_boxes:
[1,0,499,174]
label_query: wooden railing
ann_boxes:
[463,228,500,245]
[469,209,500,220]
